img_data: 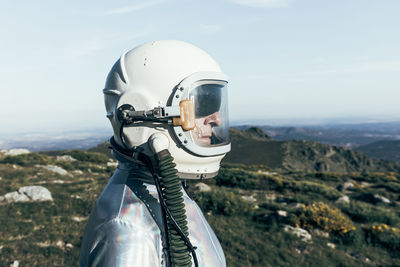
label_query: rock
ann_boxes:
[3,191,30,203]
[360,182,373,188]
[2,149,30,156]
[284,225,312,242]
[374,194,390,204]
[241,195,257,202]
[195,182,211,192]
[19,186,53,202]
[0,176,2,180]
[257,170,277,176]
[52,180,65,184]
[327,242,336,249]
[10,260,19,267]
[72,216,87,222]
[66,243,74,249]
[56,155,76,162]
[343,182,354,190]
[107,161,118,167]
[56,241,63,248]
[336,195,350,204]
[265,193,277,201]
[72,170,83,175]
[287,202,303,209]
[277,210,287,217]
[43,165,68,176]
[312,229,329,238]
[1,186,53,203]
[0,196,4,202]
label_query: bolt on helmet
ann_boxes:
[103,40,231,178]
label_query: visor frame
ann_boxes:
[171,72,231,157]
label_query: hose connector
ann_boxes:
[149,133,170,154]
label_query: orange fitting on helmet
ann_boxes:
[173,100,195,130]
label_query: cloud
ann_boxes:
[101,0,165,15]
[230,0,290,8]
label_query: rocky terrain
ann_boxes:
[0,132,399,266]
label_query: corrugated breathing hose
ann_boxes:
[139,149,199,267]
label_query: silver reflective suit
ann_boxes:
[80,157,226,267]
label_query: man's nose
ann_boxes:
[204,112,221,126]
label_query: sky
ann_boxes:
[1,0,399,133]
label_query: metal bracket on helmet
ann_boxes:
[116,103,195,131]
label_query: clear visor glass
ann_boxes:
[188,82,230,147]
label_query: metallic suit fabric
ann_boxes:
[80,160,226,267]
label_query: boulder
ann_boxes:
[3,191,30,202]
[343,182,354,190]
[107,161,118,167]
[43,165,68,176]
[195,182,212,192]
[277,210,287,217]
[374,194,390,204]
[241,195,257,202]
[335,195,350,204]
[0,186,53,203]
[265,193,277,201]
[284,225,312,242]
[19,186,53,202]
[312,229,329,238]
[327,242,336,249]
[56,155,76,162]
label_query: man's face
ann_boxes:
[192,112,221,145]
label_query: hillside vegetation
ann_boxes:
[225,128,400,173]
[356,140,400,162]
[0,131,399,266]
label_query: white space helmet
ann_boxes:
[104,40,230,179]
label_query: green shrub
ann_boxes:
[339,201,399,225]
[374,182,400,193]
[287,180,341,200]
[196,190,252,216]
[215,168,259,189]
[365,224,400,251]
[63,150,109,164]
[0,153,50,166]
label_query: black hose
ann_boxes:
[155,150,198,267]
[141,150,196,267]
[113,126,198,267]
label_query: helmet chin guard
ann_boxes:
[103,40,231,179]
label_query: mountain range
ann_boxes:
[224,127,400,173]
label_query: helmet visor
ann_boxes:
[189,82,229,147]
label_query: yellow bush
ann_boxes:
[300,202,356,235]
[371,224,400,234]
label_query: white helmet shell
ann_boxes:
[104,40,230,179]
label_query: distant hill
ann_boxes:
[84,127,400,173]
[356,140,400,162]
[87,139,112,157]
[224,127,400,173]
[235,122,400,148]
